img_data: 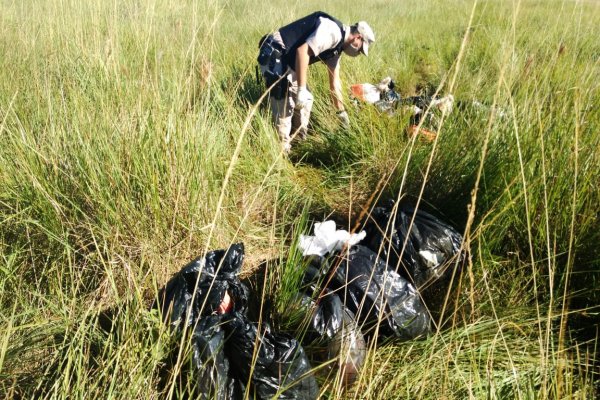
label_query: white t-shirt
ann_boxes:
[305,18,347,68]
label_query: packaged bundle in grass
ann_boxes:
[324,246,431,339]
[296,264,366,385]
[350,76,400,113]
[223,311,319,400]
[157,244,248,329]
[349,76,455,142]
[299,223,431,340]
[362,200,466,319]
[404,94,454,142]
[190,315,244,399]
[156,243,318,400]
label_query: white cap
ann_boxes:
[356,21,375,56]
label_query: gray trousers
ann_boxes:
[272,70,313,150]
[261,66,313,151]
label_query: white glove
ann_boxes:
[337,110,350,129]
[295,86,313,110]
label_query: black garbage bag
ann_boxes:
[155,244,249,398]
[362,201,466,317]
[299,263,345,341]
[309,291,345,340]
[306,292,366,385]
[325,245,431,339]
[325,306,366,385]
[190,315,244,399]
[223,312,319,400]
[157,243,248,329]
[157,244,319,399]
[296,266,367,385]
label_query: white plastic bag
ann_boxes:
[298,221,366,257]
[350,83,381,103]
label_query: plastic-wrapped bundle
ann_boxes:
[157,243,319,399]
[363,201,466,316]
[157,243,248,329]
[325,245,431,339]
[297,265,366,385]
[224,312,319,400]
[191,315,244,399]
[318,298,366,385]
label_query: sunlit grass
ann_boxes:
[1,0,598,398]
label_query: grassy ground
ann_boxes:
[1,0,599,398]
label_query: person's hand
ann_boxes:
[295,87,313,110]
[337,110,350,129]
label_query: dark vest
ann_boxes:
[278,11,345,70]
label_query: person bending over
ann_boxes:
[258,11,375,153]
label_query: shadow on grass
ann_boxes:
[223,64,267,106]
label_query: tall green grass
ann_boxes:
[1,0,598,398]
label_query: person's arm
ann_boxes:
[327,60,344,111]
[294,43,315,110]
[327,59,350,128]
[295,43,313,88]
